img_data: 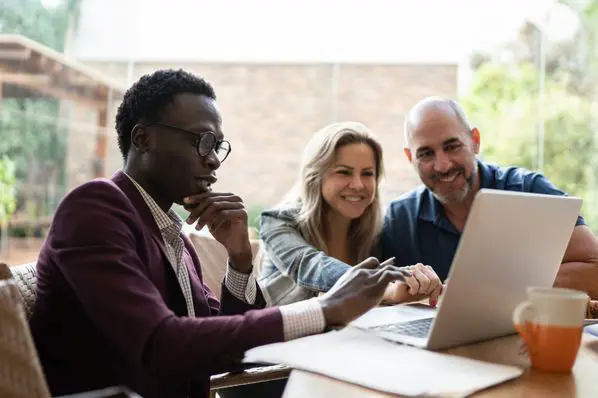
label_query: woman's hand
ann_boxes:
[381,263,444,307]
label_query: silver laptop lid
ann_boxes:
[427,189,582,350]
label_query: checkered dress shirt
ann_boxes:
[126,173,326,340]
[127,176,196,317]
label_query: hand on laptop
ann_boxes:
[317,257,412,327]
[382,263,443,307]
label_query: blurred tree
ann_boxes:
[0,0,81,222]
[461,0,598,230]
[462,63,594,197]
[0,156,17,224]
[0,156,17,251]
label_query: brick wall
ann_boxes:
[70,62,457,209]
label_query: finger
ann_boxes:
[403,276,419,295]
[183,196,235,219]
[189,201,245,227]
[208,219,227,234]
[378,270,411,287]
[354,257,380,270]
[372,265,410,283]
[204,209,247,231]
[197,208,247,231]
[428,283,443,308]
[195,204,245,230]
[199,203,246,225]
[185,195,243,218]
[392,266,412,278]
[183,192,241,206]
[371,265,411,279]
[411,267,431,295]
[420,265,441,295]
[184,194,243,222]
[402,265,421,294]
[379,257,396,267]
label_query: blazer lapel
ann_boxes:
[111,170,210,316]
[111,171,172,283]
[112,171,162,237]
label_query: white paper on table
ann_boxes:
[244,327,523,397]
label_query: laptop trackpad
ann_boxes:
[350,303,437,329]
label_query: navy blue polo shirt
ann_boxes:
[379,160,586,281]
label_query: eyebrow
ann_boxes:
[334,164,353,169]
[188,125,224,140]
[333,164,375,170]
[416,137,462,154]
[442,137,461,146]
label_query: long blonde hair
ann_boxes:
[278,121,384,263]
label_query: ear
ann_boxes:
[471,127,481,154]
[403,147,412,163]
[131,124,151,153]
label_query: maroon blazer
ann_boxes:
[30,171,284,398]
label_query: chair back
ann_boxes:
[0,262,12,280]
[0,279,51,398]
[184,227,262,297]
[0,262,37,320]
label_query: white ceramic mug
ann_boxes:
[513,287,589,372]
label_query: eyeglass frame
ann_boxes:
[141,122,232,162]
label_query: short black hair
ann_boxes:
[115,68,216,159]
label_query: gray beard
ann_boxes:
[431,167,477,205]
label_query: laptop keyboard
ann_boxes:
[369,317,433,338]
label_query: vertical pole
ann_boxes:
[93,106,108,178]
[537,23,546,173]
[0,79,7,256]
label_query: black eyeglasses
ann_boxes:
[144,122,231,162]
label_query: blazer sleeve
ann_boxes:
[259,208,351,292]
[219,279,268,315]
[46,181,284,383]
[200,277,269,316]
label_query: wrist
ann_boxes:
[228,250,253,274]
[317,297,343,328]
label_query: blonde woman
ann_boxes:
[258,122,443,307]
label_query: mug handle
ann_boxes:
[513,300,538,347]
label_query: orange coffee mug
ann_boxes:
[513,287,589,372]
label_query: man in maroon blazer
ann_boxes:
[29,69,409,398]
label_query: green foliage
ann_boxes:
[0,0,80,221]
[247,204,266,232]
[461,62,598,228]
[0,102,68,181]
[1,0,80,51]
[0,156,17,224]
[462,0,598,230]
[172,204,190,220]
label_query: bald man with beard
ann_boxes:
[379,96,598,299]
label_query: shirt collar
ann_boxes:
[123,172,184,233]
[477,158,494,189]
[418,159,493,231]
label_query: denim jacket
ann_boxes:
[257,207,352,306]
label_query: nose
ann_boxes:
[433,152,452,173]
[203,150,221,171]
[348,175,365,190]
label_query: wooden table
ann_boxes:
[282,333,598,397]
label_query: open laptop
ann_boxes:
[353,188,582,350]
